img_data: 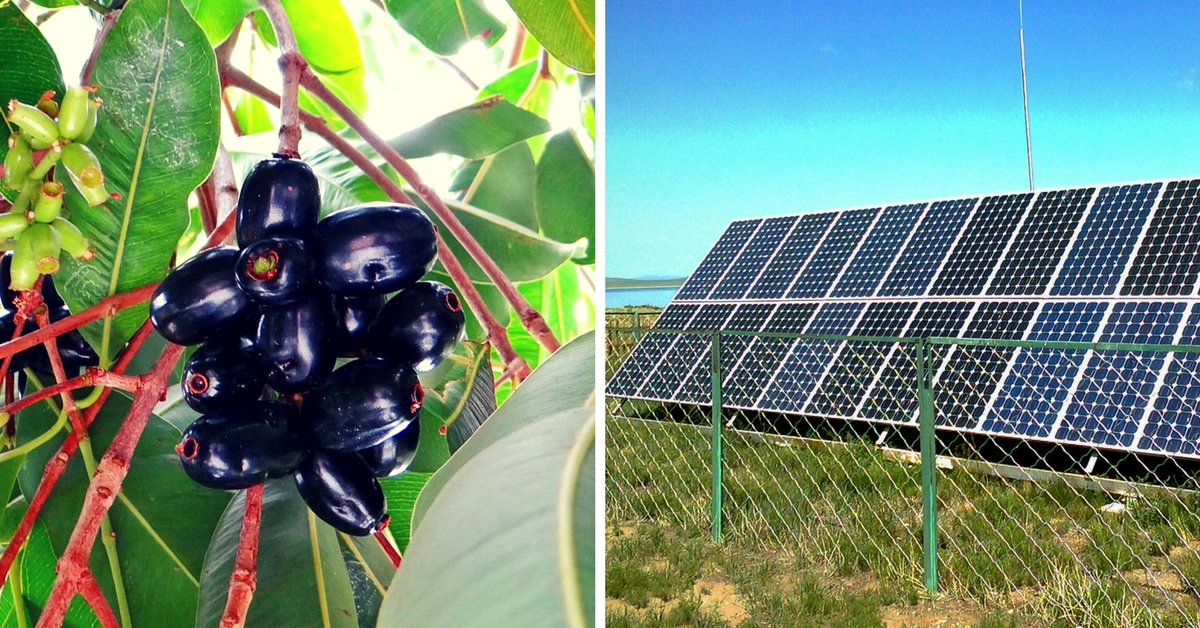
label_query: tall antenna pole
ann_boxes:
[1020,0,1034,190]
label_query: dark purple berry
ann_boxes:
[182,338,266,413]
[150,247,253,346]
[255,293,336,394]
[234,236,315,305]
[334,294,385,355]
[369,282,464,372]
[311,203,437,297]
[356,418,420,478]
[176,402,307,490]
[294,449,386,536]
[302,357,423,452]
[236,157,320,246]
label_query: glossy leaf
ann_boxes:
[506,0,595,73]
[536,130,595,264]
[27,0,76,7]
[0,2,64,163]
[378,472,429,554]
[389,99,549,160]
[410,340,495,472]
[196,479,359,628]
[337,532,396,628]
[0,514,101,628]
[381,0,504,56]
[284,0,368,114]
[15,389,233,628]
[379,332,595,627]
[514,261,594,366]
[181,0,257,44]
[55,0,221,362]
[476,60,537,104]
[450,143,538,230]
[233,89,275,135]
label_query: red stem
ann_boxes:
[35,343,186,628]
[80,11,118,86]
[256,0,304,158]
[374,529,401,568]
[0,282,158,365]
[0,368,141,418]
[220,484,263,628]
[77,571,120,628]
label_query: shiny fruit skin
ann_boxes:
[294,449,386,536]
[356,417,420,478]
[302,357,423,452]
[311,203,437,297]
[235,236,315,306]
[369,281,464,372]
[182,338,266,413]
[235,157,321,247]
[150,247,252,346]
[177,402,307,490]
[333,294,385,355]
[255,292,336,394]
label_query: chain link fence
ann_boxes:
[606,311,1200,627]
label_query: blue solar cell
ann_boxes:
[807,302,917,417]
[675,220,760,300]
[831,204,926,297]
[747,213,835,299]
[988,188,1094,296]
[709,217,798,300]
[605,304,700,397]
[1138,306,1200,455]
[675,304,776,404]
[636,304,734,400]
[931,193,1033,296]
[1052,183,1159,296]
[1056,301,1185,448]
[878,199,975,296]
[723,304,819,408]
[786,208,878,298]
[1122,180,1200,296]
[757,302,864,411]
[980,302,1107,437]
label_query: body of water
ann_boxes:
[606,287,677,308]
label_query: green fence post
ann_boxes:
[631,311,643,342]
[710,330,723,543]
[917,338,938,593]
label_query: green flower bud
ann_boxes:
[76,99,100,144]
[3,135,33,190]
[9,232,39,292]
[33,181,64,223]
[59,143,110,207]
[6,100,59,150]
[0,213,30,241]
[58,87,90,141]
[52,218,93,261]
[23,223,60,275]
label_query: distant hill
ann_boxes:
[607,277,685,289]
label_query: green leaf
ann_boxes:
[378,472,429,554]
[0,1,64,163]
[414,195,585,284]
[56,0,221,363]
[27,0,77,8]
[506,0,594,73]
[451,143,538,230]
[233,88,275,135]
[536,130,595,264]
[15,390,233,628]
[282,0,368,114]
[0,515,102,628]
[337,532,396,628]
[381,0,505,56]
[196,480,359,628]
[409,340,495,473]
[378,332,595,628]
[476,60,537,104]
[0,451,25,511]
[515,261,594,366]
[181,0,257,44]
[389,99,550,160]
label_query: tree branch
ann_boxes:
[220,484,262,628]
[80,10,119,86]
[0,282,158,365]
[256,0,305,158]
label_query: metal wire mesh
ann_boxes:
[605,311,1200,626]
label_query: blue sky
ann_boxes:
[606,1,1200,279]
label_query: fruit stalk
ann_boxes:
[255,0,304,158]
[0,368,141,419]
[220,484,263,628]
[0,282,157,366]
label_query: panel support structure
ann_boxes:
[918,338,939,593]
[710,330,724,543]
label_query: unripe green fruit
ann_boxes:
[58,87,90,140]
[3,136,33,190]
[0,214,29,241]
[33,181,64,223]
[23,223,60,275]
[9,234,39,292]
[6,100,58,150]
[59,143,109,206]
[53,218,92,260]
[76,99,100,144]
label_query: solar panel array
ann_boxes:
[607,178,1200,460]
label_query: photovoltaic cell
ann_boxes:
[979,302,1107,437]
[878,199,976,297]
[674,303,775,404]
[786,208,878,298]
[675,219,761,300]
[747,213,835,299]
[605,303,699,397]
[708,216,798,300]
[1056,301,1186,448]
[830,204,926,297]
[757,302,864,411]
[1122,180,1200,296]
[931,193,1033,296]
[859,301,974,423]
[935,301,1039,429]
[724,304,819,408]
[988,188,1094,296]
[1052,183,1160,296]
[636,304,735,400]
[1139,306,1200,455]
[807,302,917,417]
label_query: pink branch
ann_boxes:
[256,0,304,158]
[0,368,141,418]
[220,483,263,628]
[77,571,120,628]
[0,282,158,364]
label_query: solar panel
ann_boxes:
[609,176,1200,460]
